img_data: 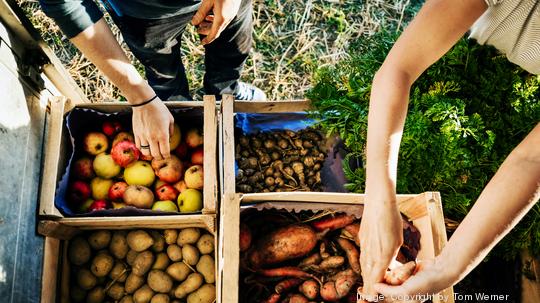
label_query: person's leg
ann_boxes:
[111,13,193,100]
[203,0,256,97]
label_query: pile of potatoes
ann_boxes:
[68,228,215,303]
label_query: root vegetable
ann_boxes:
[177,228,201,245]
[196,255,215,283]
[285,294,309,303]
[275,278,303,294]
[134,285,154,303]
[258,267,312,279]
[312,214,355,231]
[125,273,145,294]
[299,253,322,268]
[342,223,360,246]
[299,280,319,300]
[76,268,97,290]
[126,249,138,266]
[196,234,214,254]
[109,261,128,282]
[264,167,274,177]
[133,251,154,276]
[265,176,275,187]
[182,244,200,266]
[68,236,91,266]
[127,230,154,252]
[237,184,253,192]
[248,224,317,268]
[186,284,216,303]
[107,282,125,300]
[147,270,173,293]
[88,230,111,250]
[153,252,171,270]
[91,252,114,277]
[271,151,281,161]
[384,261,416,285]
[167,262,192,282]
[120,296,135,303]
[337,238,361,274]
[149,230,165,252]
[320,269,357,301]
[264,139,276,149]
[110,231,129,259]
[318,256,345,271]
[262,293,281,303]
[150,294,170,303]
[166,244,183,262]
[86,286,105,303]
[174,273,204,299]
[240,223,252,252]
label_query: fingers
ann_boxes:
[201,17,230,45]
[197,21,213,36]
[159,131,171,159]
[191,0,213,26]
[149,137,162,160]
[139,136,151,158]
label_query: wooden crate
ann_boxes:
[219,192,455,303]
[39,95,219,220]
[39,214,220,303]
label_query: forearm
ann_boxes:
[70,18,154,104]
[440,123,540,282]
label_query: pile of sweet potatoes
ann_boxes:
[239,209,421,302]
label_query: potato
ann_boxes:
[174,273,203,299]
[166,244,182,262]
[86,286,105,303]
[120,295,135,303]
[88,230,111,250]
[187,284,216,303]
[126,249,138,266]
[68,236,91,265]
[70,285,86,302]
[133,251,155,276]
[91,252,114,277]
[166,262,191,282]
[127,230,154,252]
[107,282,125,300]
[196,234,214,255]
[110,231,129,259]
[149,230,165,252]
[196,255,215,283]
[177,228,201,245]
[164,229,178,245]
[182,244,200,266]
[134,285,154,303]
[76,268,97,290]
[109,261,128,282]
[152,252,170,270]
[147,270,173,293]
[125,273,146,294]
[150,294,170,303]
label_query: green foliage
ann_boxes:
[308,31,540,257]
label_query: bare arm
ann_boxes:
[376,123,540,297]
[360,0,488,299]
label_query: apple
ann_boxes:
[185,128,203,148]
[124,161,155,187]
[173,180,188,193]
[112,202,127,209]
[68,180,91,204]
[151,155,184,183]
[93,153,121,179]
[155,184,179,201]
[90,177,114,200]
[153,180,167,190]
[140,154,153,161]
[111,140,140,167]
[102,121,122,137]
[88,199,111,211]
[72,157,95,180]
[174,142,189,159]
[177,189,203,212]
[169,123,181,150]
[78,198,94,213]
[108,181,128,201]
[190,147,204,165]
[152,200,178,212]
[83,132,109,155]
[112,131,135,147]
[184,165,204,190]
[123,185,154,209]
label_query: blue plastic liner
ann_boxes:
[55,107,203,217]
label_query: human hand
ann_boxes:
[191,0,242,45]
[132,98,174,160]
[359,199,403,301]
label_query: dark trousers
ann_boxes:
[111,0,252,100]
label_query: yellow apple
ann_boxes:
[169,123,181,150]
[152,200,178,212]
[93,153,121,179]
[112,202,127,209]
[90,177,113,200]
[124,161,155,187]
[177,189,203,213]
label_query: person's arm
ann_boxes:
[359,0,488,299]
[375,123,540,298]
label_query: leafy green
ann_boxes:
[308,31,540,257]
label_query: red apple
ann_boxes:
[184,165,204,190]
[173,180,188,193]
[83,132,109,155]
[140,154,153,161]
[72,157,95,180]
[151,155,184,183]
[174,142,189,159]
[102,121,122,137]
[88,199,111,211]
[112,131,135,147]
[108,181,128,201]
[155,184,179,201]
[68,180,91,204]
[111,141,140,167]
[185,128,203,148]
[190,147,204,165]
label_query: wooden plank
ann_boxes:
[38,221,79,240]
[241,192,419,205]
[40,237,60,303]
[222,94,236,195]
[203,95,218,213]
[233,100,312,113]
[220,194,240,303]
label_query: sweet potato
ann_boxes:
[337,238,361,274]
[262,293,280,303]
[248,225,317,268]
[284,294,309,303]
[298,253,321,268]
[299,280,319,300]
[275,278,303,294]
[384,261,416,285]
[240,223,252,252]
[258,267,312,279]
[311,214,355,231]
[342,222,360,246]
[318,256,345,271]
[320,269,357,301]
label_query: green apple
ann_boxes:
[177,189,203,213]
[152,200,178,212]
[93,153,121,179]
[124,161,155,187]
[78,198,94,213]
[90,177,114,200]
